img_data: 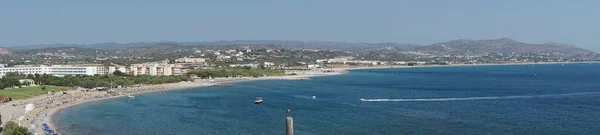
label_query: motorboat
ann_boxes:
[254,97,263,104]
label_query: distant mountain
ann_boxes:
[87,42,175,50]
[9,44,83,50]
[7,39,597,57]
[9,42,162,51]
[115,43,285,57]
[182,40,420,51]
[16,47,102,55]
[116,44,189,56]
[9,40,420,52]
[0,47,14,55]
[413,38,597,54]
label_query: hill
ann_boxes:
[0,47,13,55]
[9,42,160,51]
[9,40,420,52]
[413,38,596,54]
[182,40,420,51]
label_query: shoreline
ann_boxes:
[338,61,598,71]
[37,73,342,134]
[46,82,215,135]
[0,61,592,134]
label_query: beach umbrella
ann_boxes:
[25,104,35,113]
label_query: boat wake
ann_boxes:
[360,91,600,102]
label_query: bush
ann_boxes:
[2,121,33,135]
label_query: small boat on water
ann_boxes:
[254,97,263,104]
[127,95,135,98]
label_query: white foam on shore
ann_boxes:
[361,91,600,102]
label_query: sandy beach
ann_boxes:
[0,70,344,135]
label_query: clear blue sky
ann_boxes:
[1,0,599,52]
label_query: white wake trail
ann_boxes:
[360,92,600,102]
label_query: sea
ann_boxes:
[54,63,600,135]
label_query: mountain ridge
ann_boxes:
[413,38,596,54]
[0,47,13,55]
[5,38,598,54]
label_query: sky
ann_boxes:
[1,0,599,52]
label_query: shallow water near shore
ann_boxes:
[55,63,600,135]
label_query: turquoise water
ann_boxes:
[55,63,600,135]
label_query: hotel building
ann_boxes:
[0,65,101,78]
[128,62,185,76]
[107,60,186,76]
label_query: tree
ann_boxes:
[26,74,34,79]
[3,72,22,79]
[3,121,17,130]
[0,72,20,88]
[113,70,128,76]
[39,74,54,85]
[3,126,33,135]
[32,73,41,85]
[41,86,46,91]
[0,82,6,90]
[2,121,33,135]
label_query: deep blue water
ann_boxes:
[55,63,600,135]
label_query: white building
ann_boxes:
[327,58,351,64]
[316,59,327,63]
[225,50,236,54]
[175,57,206,63]
[70,64,106,75]
[393,61,407,65]
[229,63,260,69]
[0,65,100,78]
[19,79,36,87]
[307,64,320,69]
[108,64,129,74]
[129,62,185,76]
[263,62,275,67]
